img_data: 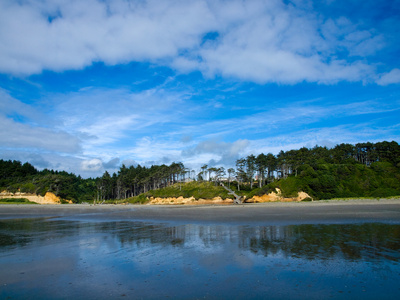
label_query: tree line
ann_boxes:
[95,162,194,202]
[1,141,399,202]
[0,160,191,203]
[233,141,400,190]
[234,141,400,199]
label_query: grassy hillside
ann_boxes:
[126,181,234,204]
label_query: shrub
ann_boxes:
[370,188,400,198]
[0,198,37,204]
[20,183,36,193]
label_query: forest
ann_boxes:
[1,141,399,203]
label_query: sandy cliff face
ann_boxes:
[0,189,311,205]
[146,189,311,205]
[148,196,234,205]
[0,191,61,204]
[246,188,312,203]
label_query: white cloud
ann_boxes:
[82,115,139,146]
[177,1,380,83]
[182,139,249,166]
[0,0,215,75]
[377,69,400,85]
[0,115,81,153]
[129,136,182,161]
[103,157,120,169]
[2,85,200,173]
[49,87,189,156]
[0,0,387,84]
[51,84,399,169]
[120,159,137,167]
[81,158,103,172]
[1,82,398,177]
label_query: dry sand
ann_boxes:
[1,198,400,224]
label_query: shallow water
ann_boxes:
[1,219,400,299]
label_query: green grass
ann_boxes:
[126,181,234,204]
[0,198,38,204]
[327,196,400,201]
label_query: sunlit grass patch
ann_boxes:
[125,181,234,204]
[0,198,38,204]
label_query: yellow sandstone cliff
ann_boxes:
[0,191,62,204]
[146,189,311,205]
[147,196,234,205]
[246,188,312,203]
[1,189,311,205]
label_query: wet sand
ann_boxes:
[1,198,400,224]
[2,200,400,299]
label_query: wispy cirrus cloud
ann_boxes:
[2,79,398,175]
[50,86,190,151]
[0,89,81,153]
[167,97,400,144]
[247,122,400,157]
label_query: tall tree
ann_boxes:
[201,164,208,181]
[255,153,267,188]
[277,150,287,179]
[235,158,246,191]
[208,167,218,185]
[265,153,277,180]
[227,168,235,189]
[214,167,225,186]
[246,154,257,188]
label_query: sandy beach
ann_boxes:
[1,198,400,224]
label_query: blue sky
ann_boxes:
[0,0,399,177]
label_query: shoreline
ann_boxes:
[1,198,400,225]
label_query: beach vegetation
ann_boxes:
[0,198,37,204]
[232,141,400,200]
[126,181,233,203]
[1,140,399,203]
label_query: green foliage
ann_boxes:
[266,161,400,200]
[20,182,36,194]
[371,161,396,174]
[0,198,37,204]
[370,188,400,198]
[299,164,317,178]
[234,141,400,200]
[241,186,272,199]
[140,181,232,200]
[268,176,307,198]
[127,194,149,204]
[6,183,20,194]
[125,181,233,203]
[0,159,97,203]
[1,140,400,203]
